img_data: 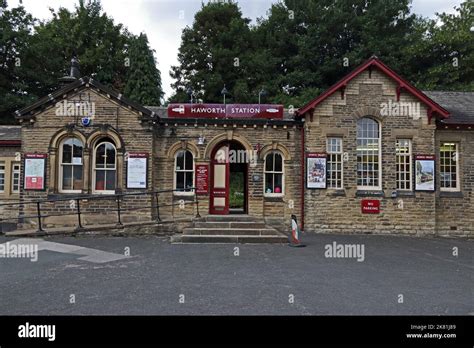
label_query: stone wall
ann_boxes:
[153,123,303,231]
[435,129,474,236]
[304,69,438,235]
[18,87,155,230]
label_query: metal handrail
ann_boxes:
[0,188,200,233]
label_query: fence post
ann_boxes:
[36,202,44,233]
[154,192,161,221]
[76,199,83,230]
[195,189,201,218]
[116,195,123,226]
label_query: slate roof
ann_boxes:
[423,91,474,125]
[0,126,21,144]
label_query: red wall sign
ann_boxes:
[195,164,209,195]
[167,103,284,119]
[361,199,380,214]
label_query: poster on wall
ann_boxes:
[306,153,327,189]
[24,154,47,190]
[195,164,209,195]
[127,153,148,189]
[415,155,435,191]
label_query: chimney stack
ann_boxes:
[58,55,81,86]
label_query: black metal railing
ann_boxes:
[0,188,200,234]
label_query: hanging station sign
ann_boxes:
[306,153,327,189]
[195,164,209,195]
[167,103,284,119]
[127,153,148,189]
[415,155,435,191]
[24,154,47,190]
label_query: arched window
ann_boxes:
[59,138,84,192]
[93,139,116,193]
[357,117,381,189]
[174,150,194,193]
[264,152,284,196]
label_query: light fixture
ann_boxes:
[198,135,205,145]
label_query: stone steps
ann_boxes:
[193,221,267,229]
[180,235,288,244]
[176,215,288,244]
[182,227,279,236]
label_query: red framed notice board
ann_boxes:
[24,153,47,190]
[195,164,209,194]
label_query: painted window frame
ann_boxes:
[0,161,5,192]
[92,140,117,194]
[327,137,343,189]
[11,162,20,193]
[356,117,382,190]
[440,142,460,192]
[174,150,195,195]
[59,138,84,193]
[396,139,412,191]
[264,151,285,197]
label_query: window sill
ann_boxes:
[173,194,195,201]
[328,189,346,197]
[396,191,415,197]
[264,195,285,202]
[355,190,384,197]
[439,191,463,198]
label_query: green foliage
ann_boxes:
[0,1,35,124]
[124,33,164,105]
[169,0,474,107]
[0,0,163,123]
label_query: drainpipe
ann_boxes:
[300,119,305,231]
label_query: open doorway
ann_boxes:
[210,141,248,214]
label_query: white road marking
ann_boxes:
[0,238,129,264]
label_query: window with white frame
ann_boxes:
[264,152,284,196]
[396,139,412,190]
[174,150,194,193]
[59,138,84,192]
[93,140,116,193]
[327,137,343,189]
[440,142,459,191]
[0,161,5,192]
[357,117,381,189]
[12,162,20,193]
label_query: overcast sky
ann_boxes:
[8,0,464,99]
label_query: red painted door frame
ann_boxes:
[210,142,230,214]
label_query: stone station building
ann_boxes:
[0,56,472,238]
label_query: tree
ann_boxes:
[0,0,35,124]
[406,1,474,91]
[124,33,164,106]
[169,1,255,103]
[0,0,164,123]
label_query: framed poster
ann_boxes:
[415,155,435,191]
[306,153,327,189]
[24,154,47,190]
[195,164,209,195]
[127,153,148,189]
